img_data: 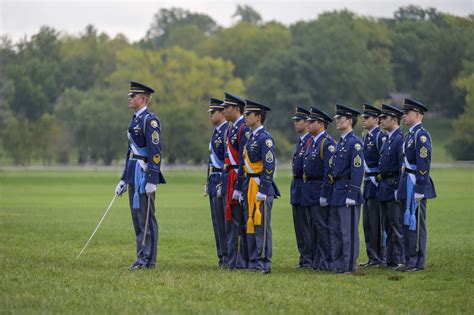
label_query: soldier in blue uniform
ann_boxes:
[360,103,386,267]
[325,104,364,273]
[378,104,405,269]
[222,92,250,269]
[302,107,336,271]
[397,99,436,272]
[206,98,229,267]
[115,81,166,270]
[290,107,313,268]
[241,99,280,274]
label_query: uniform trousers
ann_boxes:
[246,197,273,271]
[310,205,333,270]
[401,199,427,269]
[380,200,405,265]
[331,205,360,273]
[293,205,313,267]
[128,187,158,267]
[362,198,385,264]
[210,195,228,266]
[227,203,249,269]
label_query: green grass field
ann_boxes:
[0,169,473,313]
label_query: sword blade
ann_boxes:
[77,194,118,259]
[142,193,152,247]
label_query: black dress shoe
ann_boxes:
[359,261,371,267]
[128,261,141,269]
[146,265,155,269]
[260,269,271,274]
[129,264,146,270]
[394,264,407,271]
[402,266,422,272]
[385,262,398,268]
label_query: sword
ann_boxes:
[142,193,152,247]
[261,200,267,259]
[77,194,118,259]
[416,201,421,253]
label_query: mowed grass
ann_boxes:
[0,168,473,314]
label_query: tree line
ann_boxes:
[0,5,473,165]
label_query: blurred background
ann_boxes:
[0,0,473,166]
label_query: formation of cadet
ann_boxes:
[115,81,166,270]
[109,81,435,275]
[205,93,279,273]
[205,98,229,267]
[287,99,436,274]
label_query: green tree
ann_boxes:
[418,14,474,115]
[74,90,129,165]
[291,10,394,107]
[0,36,15,136]
[446,74,474,160]
[60,25,130,91]
[246,48,314,137]
[33,113,61,165]
[386,7,473,115]
[198,21,292,79]
[54,88,87,163]
[144,7,219,49]
[232,4,263,25]
[2,117,34,165]
[5,26,62,120]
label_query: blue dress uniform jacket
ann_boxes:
[244,128,280,197]
[208,122,228,197]
[232,117,249,192]
[363,127,386,200]
[301,132,336,207]
[290,133,312,205]
[121,108,166,185]
[327,131,364,207]
[378,128,403,202]
[397,124,436,199]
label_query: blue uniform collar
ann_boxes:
[215,120,227,132]
[234,115,244,126]
[368,126,379,137]
[313,130,326,143]
[340,130,353,140]
[388,127,401,139]
[300,132,309,141]
[134,106,147,118]
[252,125,264,136]
[409,121,422,133]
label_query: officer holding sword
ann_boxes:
[115,81,166,270]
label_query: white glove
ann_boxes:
[216,184,222,198]
[145,183,156,195]
[256,192,267,201]
[203,184,209,197]
[319,197,329,207]
[115,180,127,196]
[414,193,424,201]
[345,198,356,207]
[232,190,242,201]
[394,190,398,201]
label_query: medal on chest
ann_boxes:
[133,125,141,135]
